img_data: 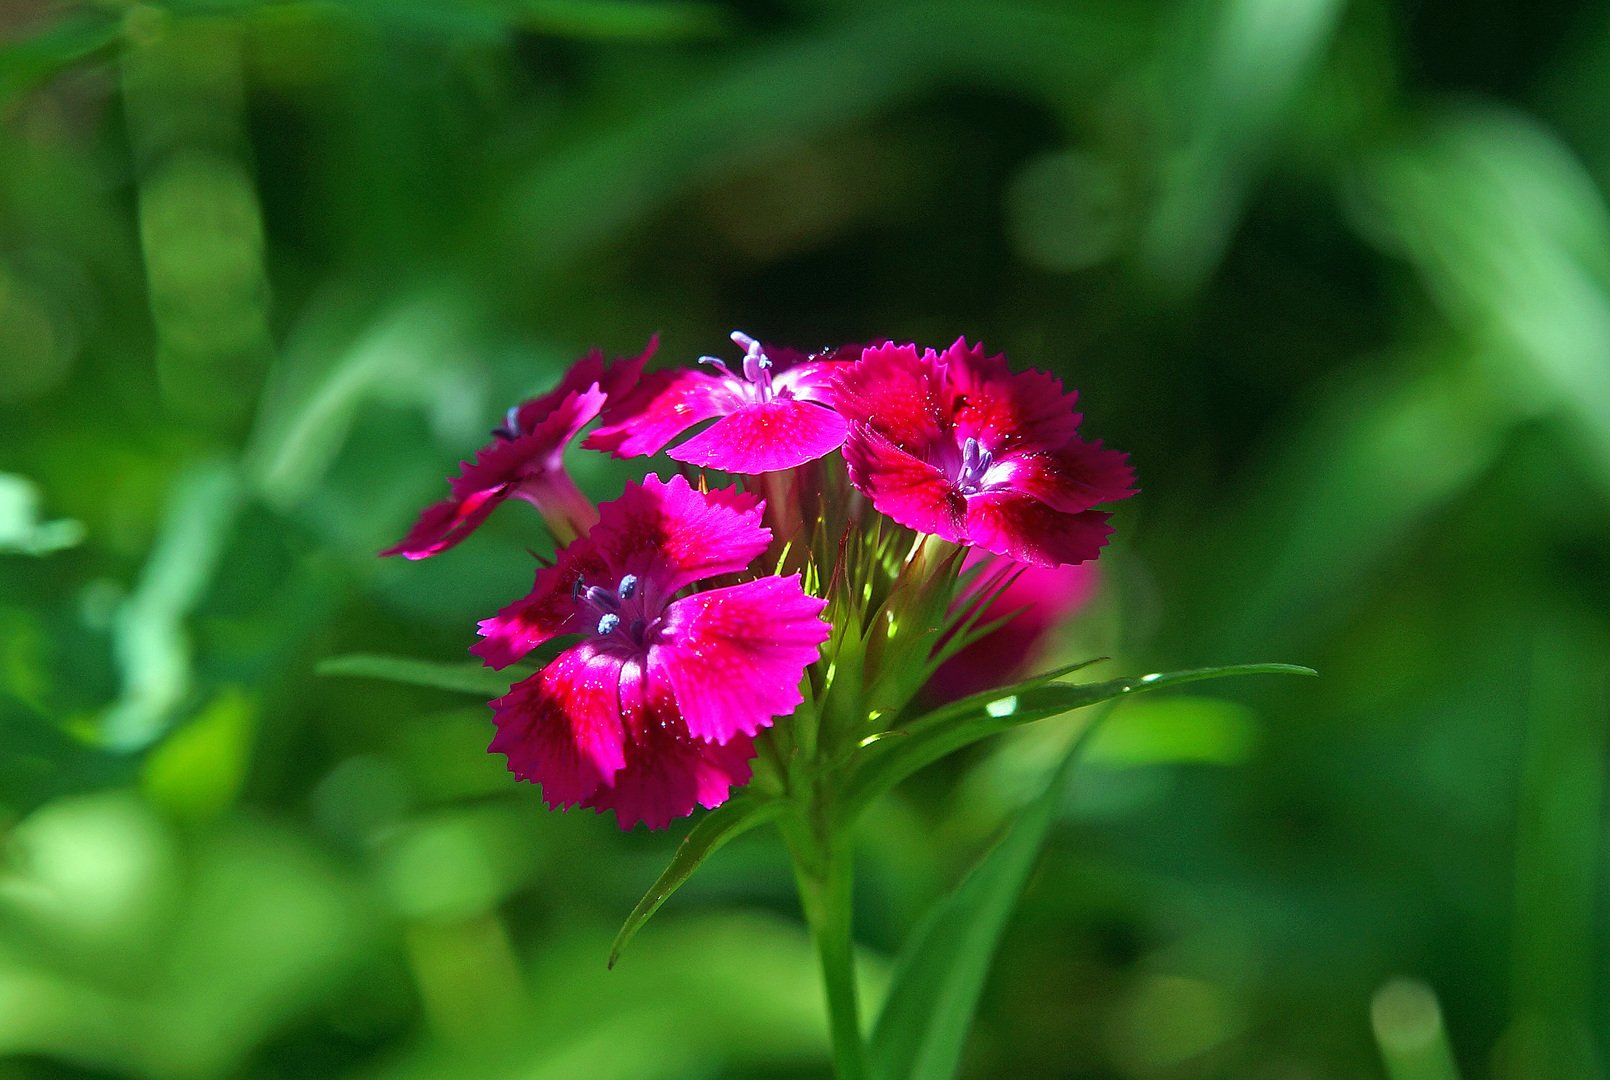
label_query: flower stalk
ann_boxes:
[784,797,867,1080]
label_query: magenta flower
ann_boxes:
[586,331,852,473]
[382,339,656,559]
[474,474,831,829]
[832,340,1136,567]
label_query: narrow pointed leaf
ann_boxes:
[869,705,1113,1080]
[316,653,528,696]
[609,795,785,968]
[844,663,1316,820]
[914,655,1111,727]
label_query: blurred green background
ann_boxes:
[3,0,1609,1076]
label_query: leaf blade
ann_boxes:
[316,653,522,697]
[844,663,1316,820]
[609,796,785,968]
[868,705,1114,1080]
[0,12,123,106]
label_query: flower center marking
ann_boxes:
[954,436,994,495]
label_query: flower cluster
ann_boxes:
[386,332,1134,828]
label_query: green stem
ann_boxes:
[788,819,867,1080]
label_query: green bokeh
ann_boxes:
[3,0,1608,1076]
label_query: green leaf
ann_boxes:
[1084,695,1260,767]
[140,685,257,821]
[843,663,1316,821]
[316,653,527,697]
[896,655,1111,735]
[101,462,245,752]
[868,705,1114,1080]
[497,3,1143,278]
[0,12,123,106]
[0,474,84,556]
[514,0,729,40]
[609,796,785,969]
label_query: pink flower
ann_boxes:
[475,474,831,829]
[381,338,656,559]
[832,340,1136,567]
[928,554,1099,703]
[586,331,852,473]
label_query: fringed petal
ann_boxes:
[651,576,830,744]
[489,643,628,807]
[668,399,848,473]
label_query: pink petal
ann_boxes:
[585,369,740,458]
[668,399,849,472]
[583,661,755,830]
[842,425,968,542]
[651,575,830,744]
[590,475,771,595]
[459,385,607,499]
[698,484,764,516]
[472,543,610,669]
[773,358,851,403]
[988,440,1136,513]
[382,385,606,560]
[380,487,507,560]
[938,339,1084,455]
[488,643,628,807]
[963,493,1113,567]
[829,342,949,456]
[512,336,658,433]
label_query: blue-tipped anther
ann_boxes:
[491,404,524,440]
[576,574,648,640]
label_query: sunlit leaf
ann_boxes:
[101,463,245,753]
[1370,979,1463,1080]
[245,292,476,509]
[0,474,85,556]
[843,664,1316,820]
[1362,107,1610,496]
[378,912,888,1080]
[609,795,785,968]
[1084,694,1260,767]
[140,686,257,821]
[1139,0,1345,290]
